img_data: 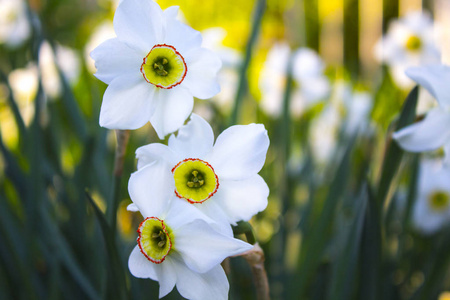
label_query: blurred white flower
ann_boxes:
[201,27,241,111]
[413,160,450,234]
[310,104,340,165]
[259,43,330,118]
[8,64,38,125]
[0,0,30,48]
[374,11,441,88]
[128,196,252,300]
[39,41,81,99]
[344,91,373,136]
[131,113,270,226]
[90,0,221,138]
[393,65,450,166]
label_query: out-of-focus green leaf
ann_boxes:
[288,137,355,298]
[229,0,266,125]
[327,184,368,300]
[86,190,129,300]
[376,86,419,207]
[357,183,382,300]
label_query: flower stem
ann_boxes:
[233,222,270,299]
[241,243,270,300]
[107,129,130,233]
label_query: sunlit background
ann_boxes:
[1,0,450,299]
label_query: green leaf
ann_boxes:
[376,85,419,207]
[288,137,355,298]
[327,184,368,300]
[85,190,129,300]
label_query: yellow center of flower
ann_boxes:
[140,44,187,89]
[172,158,219,204]
[405,35,422,52]
[137,217,174,264]
[428,190,450,212]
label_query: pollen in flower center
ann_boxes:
[140,44,187,89]
[137,217,174,264]
[428,190,450,212]
[405,35,422,51]
[172,158,219,204]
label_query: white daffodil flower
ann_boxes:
[0,0,30,48]
[90,0,221,138]
[128,197,252,300]
[412,160,450,234]
[259,43,330,118]
[392,65,450,166]
[129,113,269,226]
[374,11,440,88]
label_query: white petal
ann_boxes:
[154,256,177,298]
[163,16,202,55]
[292,48,324,80]
[168,113,214,158]
[194,200,234,235]
[128,245,158,280]
[99,74,156,130]
[113,0,163,52]
[90,38,143,84]
[166,198,234,236]
[149,88,194,139]
[163,6,179,21]
[406,65,450,108]
[135,143,178,170]
[127,203,139,212]
[393,108,450,152]
[214,175,269,223]
[172,259,229,300]
[183,48,222,99]
[207,124,270,180]
[175,219,253,273]
[165,198,216,230]
[128,161,174,218]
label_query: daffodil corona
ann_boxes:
[90,0,221,138]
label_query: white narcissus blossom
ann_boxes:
[90,0,221,138]
[412,160,450,234]
[128,195,252,300]
[259,43,330,118]
[39,41,81,99]
[374,11,441,88]
[129,114,270,226]
[0,0,30,48]
[392,65,450,166]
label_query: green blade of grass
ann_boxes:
[86,190,129,300]
[229,0,266,125]
[376,86,419,207]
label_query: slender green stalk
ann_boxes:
[229,0,266,125]
[108,130,130,234]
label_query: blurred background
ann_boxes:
[1,0,450,299]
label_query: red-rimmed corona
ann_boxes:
[172,158,219,204]
[140,44,187,89]
[137,217,174,264]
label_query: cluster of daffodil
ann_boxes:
[90,0,269,299]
